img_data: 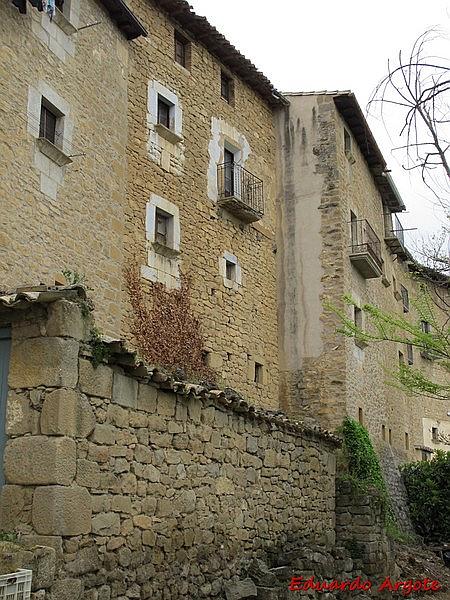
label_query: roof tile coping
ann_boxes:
[0,284,340,447]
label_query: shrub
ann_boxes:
[401,450,450,543]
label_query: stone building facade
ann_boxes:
[276,91,450,463]
[0,0,146,336]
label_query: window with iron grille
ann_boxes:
[39,103,58,144]
[221,71,234,104]
[174,31,190,69]
[401,285,409,313]
[157,96,172,129]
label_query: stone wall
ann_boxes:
[0,296,338,599]
[126,0,280,409]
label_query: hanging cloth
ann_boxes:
[42,0,55,20]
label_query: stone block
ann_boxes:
[90,423,116,445]
[224,579,257,600]
[65,545,100,575]
[112,372,137,408]
[92,512,121,535]
[76,459,100,488]
[32,486,92,535]
[5,392,37,435]
[21,535,63,556]
[157,390,176,416]
[0,485,33,530]
[41,389,95,437]
[49,578,82,600]
[27,546,56,590]
[137,384,157,412]
[79,359,113,398]
[46,300,87,340]
[9,337,79,389]
[4,437,76,485]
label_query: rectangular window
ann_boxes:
[407,343,414,365]
[405,432,409,450]
[388,428,392,445]
[432,427,438,442]
[421,320,431,334]
[225,260,236,281]
[157,96,171,129]
[221,71,234,104]
[174,31,190,69]
[155,209,170,246]
[254,362,263,384]
[382,425,386,441]
[401,285,409,313]
[358,408,363,425]
[398,350,404,366]
[39,102,58,144]
[350,210,358,248]
[421,450,429,461]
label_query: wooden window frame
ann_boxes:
[39,102,59,145]
[157,96,172,130]
[174,31,190,69]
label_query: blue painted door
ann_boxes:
[0,328,11,487]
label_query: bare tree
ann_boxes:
[368,28,450,209]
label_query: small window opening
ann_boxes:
[421,450,429,461]
[431,427,438,442]
[401,285,409,313]
[388,428,392,445]
[350,210,358,247]
[398,350,404,366]
[254,362,263,384]
[221,71,234,104]
[157,96,172,129]
[407,344,414,365]
[175,31,190,69]
[405,432,409,450]
[39,101,58,145]
[225,260,236,281]
[155,209,170,246]
[382,425,386,441]
[358,408,363,425]
[421,320,431,334]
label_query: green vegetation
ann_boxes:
[89,327,112,368]
[401,450,450,544]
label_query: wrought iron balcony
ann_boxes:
[384,212,408,259]
[349,219,383,278]
[217,162,264,223]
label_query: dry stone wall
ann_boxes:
[0,297,338,599]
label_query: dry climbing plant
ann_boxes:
[124,263,216,382]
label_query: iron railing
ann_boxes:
[350,219,382,269]
[385,212,405,246]
[217,162,264,216]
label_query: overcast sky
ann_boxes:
[191,0,449,246]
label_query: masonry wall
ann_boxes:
[0,298,337,600]
[0,1,129,337]
[125,1,280,409]
[277,93,449,464]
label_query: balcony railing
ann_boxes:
[384,212,408,258]
[349,219,383,278]
[217,162,264,223]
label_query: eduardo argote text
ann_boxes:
[289,575,442,596]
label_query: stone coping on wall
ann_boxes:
[0,284,341,448]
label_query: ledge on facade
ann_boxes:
[37,138,73,167]
[99,0,147,40]
[53,8,77,35]
[154,123,183,145]
[0,284,87,308]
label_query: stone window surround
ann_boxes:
[247,354,266,387]
[28,82,73,200]
[141,194,181,288]
[148,81,183,144]
[219,251,242,290]
[30,0,79,62]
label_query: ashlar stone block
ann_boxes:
[46,299,87,340]
[4,436,76,485]
[79,359,113,398]
[32,485,92,535]
[112,372,137,408]
[9,337,79,389]
[41,389,95,437]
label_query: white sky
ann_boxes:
[190,0,450,247]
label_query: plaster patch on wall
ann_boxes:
[207,117,251,202]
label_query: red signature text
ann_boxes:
[289,576,442,596]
